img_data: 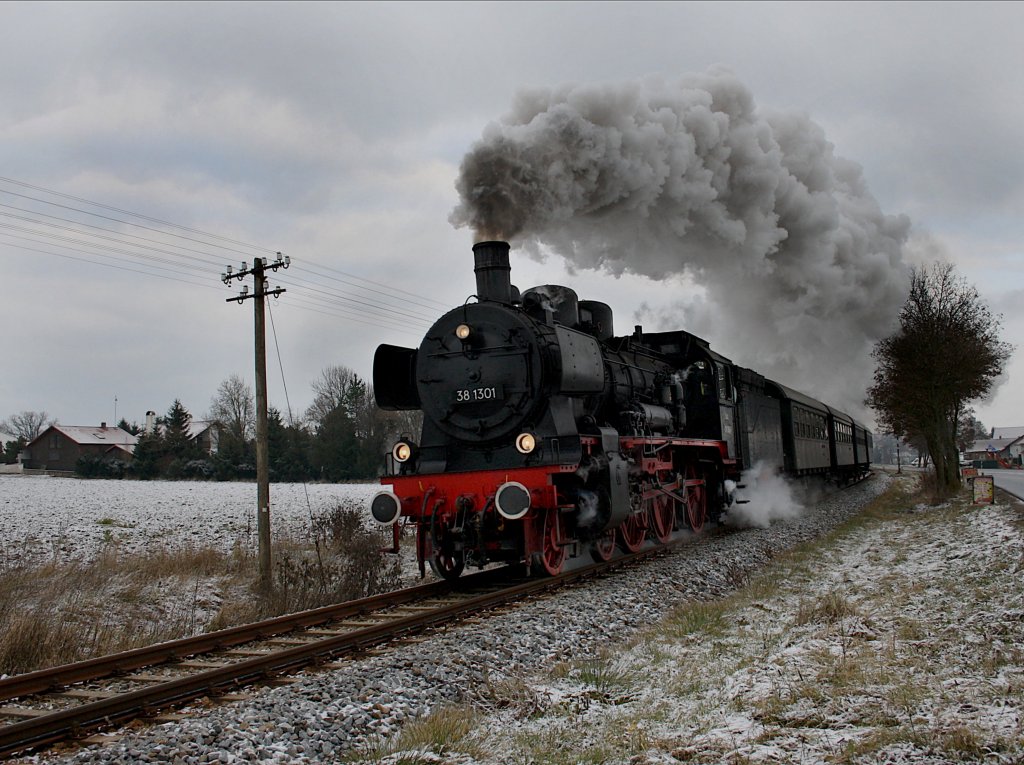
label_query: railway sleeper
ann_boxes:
[175,660,233,669]
[57,689,125,700]
[0,706,50,719]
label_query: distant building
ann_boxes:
[23,424,139,472]
[965,433,1024,467]
[991,426,1024,440]
[188,421,220,454]
[143,410,219,455]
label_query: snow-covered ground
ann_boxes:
[11,472,1021,765]
[442,478,1024,764]
[0,475,379,567]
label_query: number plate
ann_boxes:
[453,385,504,404]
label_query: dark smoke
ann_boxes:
[450,70,911,415]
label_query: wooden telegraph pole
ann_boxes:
[223,254,289,588]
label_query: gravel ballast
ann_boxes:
[15,473,892,765]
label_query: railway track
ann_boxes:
[0,539,681,759]
[0,473,875,760]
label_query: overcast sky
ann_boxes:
[1,1,1021,435]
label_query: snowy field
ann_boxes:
[0,475,380,568]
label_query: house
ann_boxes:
[965,433,1024,468]
[23,424,139,472]
[143,411,219,455]
[187,421,220,454]
[991,426,1024,440]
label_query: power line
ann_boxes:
[0,176,455,316]
[291,262,449,314]
[0,175,275,255]
[0,228,430,334]
[0,201,231,266]
[279,294,428,336]
[0,175,449,335]
[0,219,222,274]
[274,273,437,324]
[0,234,222,291]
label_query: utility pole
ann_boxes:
[223,254,289,588]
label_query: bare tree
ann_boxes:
[867,262,1011,494]
[0,411,56,442]
[305,365,358,430]
[208,374,255,442]
[955,407,988,454]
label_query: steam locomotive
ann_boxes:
[368,241,871,579]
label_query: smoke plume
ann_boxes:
[451,69,911,415]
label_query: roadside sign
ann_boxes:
[972,475,995,505]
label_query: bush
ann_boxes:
[75,455,130,479]
[263,507,402,614]
[182,459,215,479]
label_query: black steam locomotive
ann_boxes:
[369,241,871,578]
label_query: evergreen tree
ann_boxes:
[117,418,142,435]
[210,417,254,480]
[162,399,202,477]
[268,407,313,482]
[311,405,362,481]
[163,400,197,459]
[2,437,26,464]
[132,430,163,479]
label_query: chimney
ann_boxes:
[145,410,157,435]
[473,241,512,304]
[101,422,107,429]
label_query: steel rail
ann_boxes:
[0,543,667,759]
[0,473,876,758]
[0,566,520,705]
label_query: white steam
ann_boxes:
[451,69,911,415]
[724,462,804,529]
[576,489,599,529]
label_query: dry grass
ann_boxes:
[795,590,860,626]
[0,507,402,675]
[662,601,729,639]
[348,706,484,764]
[400,472,1024,765]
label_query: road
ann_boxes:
[984,468,1024,501]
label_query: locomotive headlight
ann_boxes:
[392,441,416,463]
[455,323,472,340]
[515,432,537,454]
